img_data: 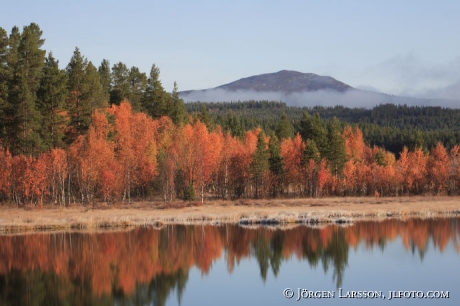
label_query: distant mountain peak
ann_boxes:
[179,70,460,108]
[215,70,353,93]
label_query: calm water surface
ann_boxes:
[0,218,459,305]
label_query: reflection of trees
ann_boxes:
[0,218,459,304]
[115,269,189,306]
[321,228,348,288]
[252,229,286,281]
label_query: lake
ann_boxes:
[0,217,459,305]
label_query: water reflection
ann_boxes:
[0,218,459,305]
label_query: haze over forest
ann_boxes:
[180,70,460,108]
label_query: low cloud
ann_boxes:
[181,88,460,109]
[355,54,460,99]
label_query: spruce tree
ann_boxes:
[299,112,328,158]
[2,27,20,149]
[275,113,294,139]
[326,117,347,176]
[268,135,284,197]
[127,66,147,111]
[251,132,269,198]
[303,139,321,164]
[375,149,387,166]
[197,104,215,130]
[170,81,188,125]
[98,59,111,102]
[142,64,168,118]
[65,48,106,144]
[8,23,46,155]
[37,53,68,150]
[303,139,321,197]
[0,27,9,141]
[110,61,130,105]
[225,110,244,139]
[84,62,106,111]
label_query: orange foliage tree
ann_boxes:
[427,143,451,194]
[281,134,305,195]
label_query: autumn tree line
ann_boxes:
[1,23,460,206]
[187,101,460,155]
[0,23,188,157]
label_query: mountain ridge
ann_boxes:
[180,70,460,108]
[215,70,353,93]
[180,70,353,96]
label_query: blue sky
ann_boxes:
[3,0,460,97]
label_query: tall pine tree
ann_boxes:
[326,117,347,176]
[37,53,68,150]
[127,66,147,111]
[0,27,9,141]
[251,132,269,198]
[275,113,294,139]
[65,48,106,144]
[8,23,46,155]
[268,135,284,197]
[299,112,328,158]
[142,64,168,118]
[110,61,130,105]
[170,81,188,125]
[97,59,111,102]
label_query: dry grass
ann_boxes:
[1,196,459,233]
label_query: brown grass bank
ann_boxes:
[1,196,460,233]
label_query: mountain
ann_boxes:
[180,70,460,108]
[216,70,352,93]
[180,70,352,96]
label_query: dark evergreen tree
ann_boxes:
[127,66,147,111]
[97,59,111,101]
[303,139,320,197]
[275,113,294,139]
[110,61,130,105]
[268,135,284,197]
[142,64,168,118]
[1,27,21,149]
[170,81,188,125]
[223,110,244,139]
[8,23,46,155]
[251,132,269,198]
[37,53,68,149]
[0,27,9,141]
[375,149,387,166]
[85,61,106,112]
[326,117,347,176]
[196,104,215,130]
[299,112,328,157]
[65,48,107,144]
[303,139,321,164]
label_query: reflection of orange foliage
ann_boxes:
[0,218,459,297]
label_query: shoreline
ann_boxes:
[1,196,460,233]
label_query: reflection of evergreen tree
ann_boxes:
[0,269,113,306]
[269,230,285,276]
[321,228,349,288]
[150,270,189,306]
[252,229,287,280]
[253,230,271,282]
[113,269,189,306]
[302,240,321,268]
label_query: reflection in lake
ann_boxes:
[0,218,459,305]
